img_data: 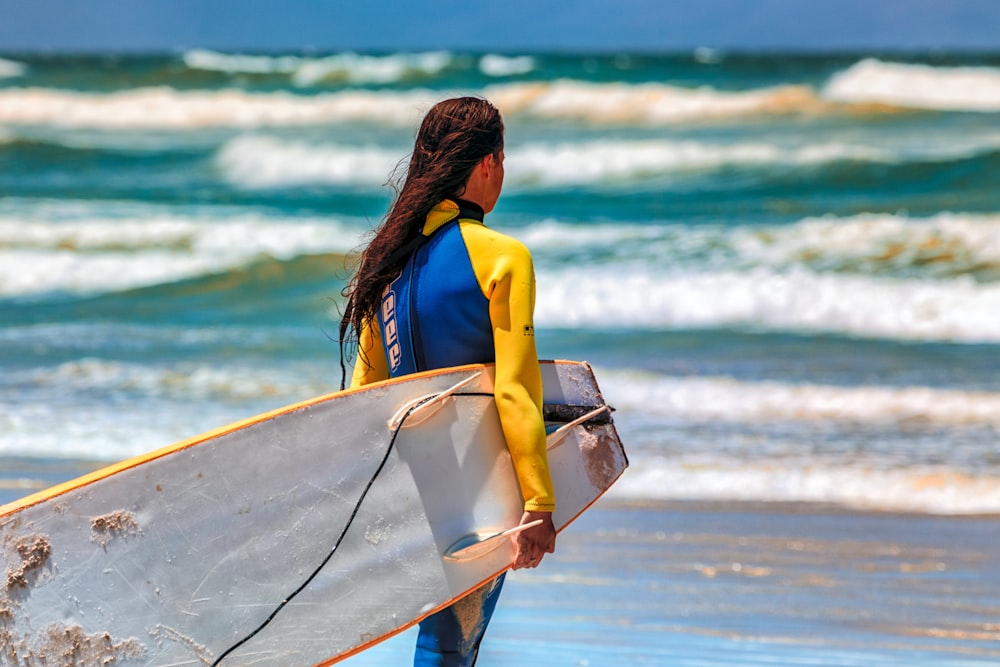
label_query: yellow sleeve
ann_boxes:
[462,223,555,512]
[350,317,390,389]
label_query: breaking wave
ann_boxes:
[182,49,454,86]
[612,459,1000,514]
[0,80,842,130]
[0,209,362,297]
[214,135,1000,189]
[824,58,1000,112]
[0,57,27,79]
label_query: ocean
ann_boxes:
[2,50,1000,665]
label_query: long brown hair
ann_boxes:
[339,97,505,381]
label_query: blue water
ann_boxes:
[2,50,1000,514]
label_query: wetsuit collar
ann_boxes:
[423,198,485,236]
[453,198,485,222]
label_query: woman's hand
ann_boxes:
[511,510,556,570]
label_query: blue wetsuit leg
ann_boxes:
[414,574,506,667]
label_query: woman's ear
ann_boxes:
[479,153,495,176]
[468,154,493,187]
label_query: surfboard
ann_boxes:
[0,360,627,666]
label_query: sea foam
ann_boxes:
[216,135,402,188]
[599,370,1000,426]
[0,357,335,460]
[824,58,1000,112]
[488,80,825,124]
[510,139,889,186]
[612,459,1000,514]
[0,57,26,79]
[215,135,877,189]
[8,62,995,132]
[536,264,1000,343]
[183,49,303,75]
[12,357,332,403]
[0,87,438,129]
[479,54,536,77]
[599,371,1000,513]
[731,212,1000,278]
[0,211,361,296]
[0,81,831,130]
[183,49,454,86]
[290,51,453,86]
[522,212,1000,278]
[212,133,1000,191]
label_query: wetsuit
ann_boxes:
[350,198,555,666]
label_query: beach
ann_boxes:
[2,49,1000,665]
[347,499,1000,666]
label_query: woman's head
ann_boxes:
[339,97,505,381]
[403,97,505,206]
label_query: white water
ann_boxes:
[0,57,27,79]
[7,204,1000,345]
[183,49,454,86]
[213,134,1000,190]
[537,264,1000,343]
[0,81,829,129]
[0,208,363,296]
[824,58,1000,112]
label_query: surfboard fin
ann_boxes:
[546,405,610,450]
[443,519,544,562]
[387,372,482,430]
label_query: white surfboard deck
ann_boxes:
[0,360,627,666]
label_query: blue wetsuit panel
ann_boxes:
[380,221,493,378]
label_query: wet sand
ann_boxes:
[349,499,1000,666]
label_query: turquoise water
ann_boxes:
[2,50,1000,515]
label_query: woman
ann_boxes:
[339,97,557,666]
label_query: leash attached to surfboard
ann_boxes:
[214,371,493,665]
